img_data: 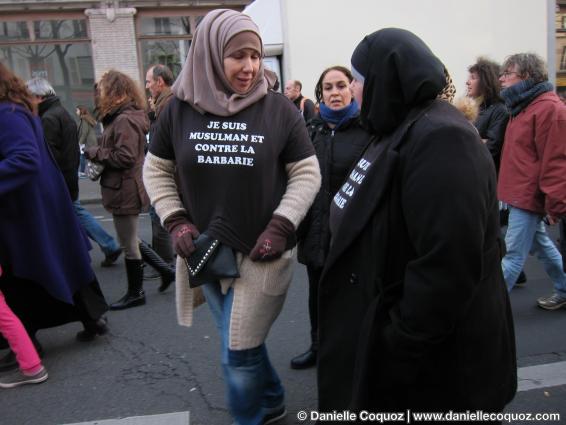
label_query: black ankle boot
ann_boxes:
[290,347,317,370]
[139,240,175,293]
[110,259,146,310]
[76,317,109,342]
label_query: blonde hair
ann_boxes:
[454,96,479,123]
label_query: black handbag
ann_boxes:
[184,233,240,288]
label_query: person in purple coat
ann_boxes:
[0,63,109,371]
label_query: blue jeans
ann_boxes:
[73,200,120,256]
[502,206,566,295]
[202,282,284,425]
[79,153,86,173]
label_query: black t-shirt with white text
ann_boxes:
[150,91,315,254]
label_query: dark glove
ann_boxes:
[164,213,200,258]
[249,215,295,262]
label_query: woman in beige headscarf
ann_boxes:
[143,9,320,425]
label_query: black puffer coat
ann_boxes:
[298,115,370,268]
[473,101,508,172]
[38,96,80,201]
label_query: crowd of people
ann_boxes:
[2,6,566,425]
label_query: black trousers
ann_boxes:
[306,265,322,350]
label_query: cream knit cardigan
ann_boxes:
[143,152,320,347]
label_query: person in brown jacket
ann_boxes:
[85,70,150,310]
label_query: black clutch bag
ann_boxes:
[184,233,240,288]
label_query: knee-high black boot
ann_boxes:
[139,240,175,292]
[110,259,146,310]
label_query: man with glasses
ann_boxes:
[498,53,566,309]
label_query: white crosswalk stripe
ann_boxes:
[64,411,189,425]
[518,360,566,392]
[61,362,566,424]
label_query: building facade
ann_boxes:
[2,0,564,114]
[0,0,251,114]
[279,0,557,102]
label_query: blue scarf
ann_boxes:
[319,100,359,129]
[500,79,553,117]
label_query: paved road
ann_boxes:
[1,200,565,425]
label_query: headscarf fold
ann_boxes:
[437,68,456,103]
[351,28,446,136]
[172,9,276,116]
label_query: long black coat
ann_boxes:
[317,100,517,414]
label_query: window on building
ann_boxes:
[137,14,205,78]
[33,19,88,40]
[0,21,30,41]
[561,46,566,70]
[0,16,95,115]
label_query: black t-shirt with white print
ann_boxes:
[149,91,315,254]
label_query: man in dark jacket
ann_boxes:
[498,53,566,307]
[317,28,516,415]
[145,64,175,269]
[284,79,316,122]
[26,78,122,267]
[146,64,174,126]
[142,65,177,291]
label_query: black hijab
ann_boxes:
[351,28,446,136]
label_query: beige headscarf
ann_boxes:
[172,9,276,117]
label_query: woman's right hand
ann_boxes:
[164,214,200,258]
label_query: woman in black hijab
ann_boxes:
[317,28,517,415]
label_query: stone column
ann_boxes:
[85,6,141,83]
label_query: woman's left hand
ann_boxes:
[250,215,294,261]
[84,147,98,160]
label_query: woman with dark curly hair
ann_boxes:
[466,57,509,171]
[85,70,151,310]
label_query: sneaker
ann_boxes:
[263,405,287,425]
[537,293,566,310]
[101,248,122,267]
[0,366,48,388]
